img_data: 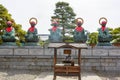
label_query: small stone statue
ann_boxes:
[2,21,16,42]
[25,17,39,42]
[73,18,87,43]
[64,54,73,62]
[63,54,74,66]
[49,19,62,42]
[97,17,112,46]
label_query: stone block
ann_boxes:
[14,49,28,55]
[108,63,116,67]
[105,59,114,63]
[81,49,92,56]
[84,62,92,66]
[44,48,54,55]
[100,59,105,62]
[29,49,43,55]
[28,65,41,69]
[92,49,108,56]
[116,67,120,71]
[81,66,92,71]
[92,63,101,66]
[95,66,105,71]
[109,50,120,56]
[71,49,77,56]
[104,67,118,71]
[57,49,63,55]
[88,59,100,63]
[101,63,109,66]
[0,49,13,55]
[117,62,120,67]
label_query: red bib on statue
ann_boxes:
[6,27,13,32]
[29,27,35,32]
[52,26,57,32]
[102,26,106,31]
[75,26,83,32]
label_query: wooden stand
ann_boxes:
[48,43,87,80]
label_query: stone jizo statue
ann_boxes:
[97,17,112,46]
[2,21,16,42]
[25,17,39,42]
[73,18,87,43]
[49,19,62,42]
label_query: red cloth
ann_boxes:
[75,26,83,32]
[6,27,13,32]
[52,26,57,32]
[28,26,35,32]
[101,26,106,31]
[102,21,107,24]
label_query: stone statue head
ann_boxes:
[101,21,107,27]
[77,21,82,27]
[76,18,84,27]
[30,21,36,27]
[7,21,12,27]
[51,18,59,27]
[29,17,37,27]
[99,17,107,27]
[52,22,58,27]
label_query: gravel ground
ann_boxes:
[95,71,120,80]
[0,69,119,80]
[0,69,41,80]
[0,69,101,80]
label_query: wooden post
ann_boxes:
[53,48,57,80]
[78,49,81,80]
[54,48,57,66]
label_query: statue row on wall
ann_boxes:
[49,17,112,46]
[1,17,112,46]
[1,18,39,46]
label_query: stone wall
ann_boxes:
[0,46,120,71]
[81,46,120,71]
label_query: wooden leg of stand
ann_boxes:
[78,75,81,80]
[53,75,56,80]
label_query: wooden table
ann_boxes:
[48,43,87,80]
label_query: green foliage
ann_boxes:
[52,1,76,37]
[87,32,98,44]
[0,4,11,44]
[0,4,12,28]
[39,40,49,48]
[39,40,45,47]
[0,4,26,46]
[15,24,26,42]
[64,36,74,42]
[0,36,3,44]
[16,40,22,46]
[111,27,120,43]
[108,27,113,34]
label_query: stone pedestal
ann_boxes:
[1,42,17,46]
[97,42,112,46]
[24,42,39,46]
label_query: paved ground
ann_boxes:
[34,71,102,80]
[95,71,120,80]
[0,69,119,80]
